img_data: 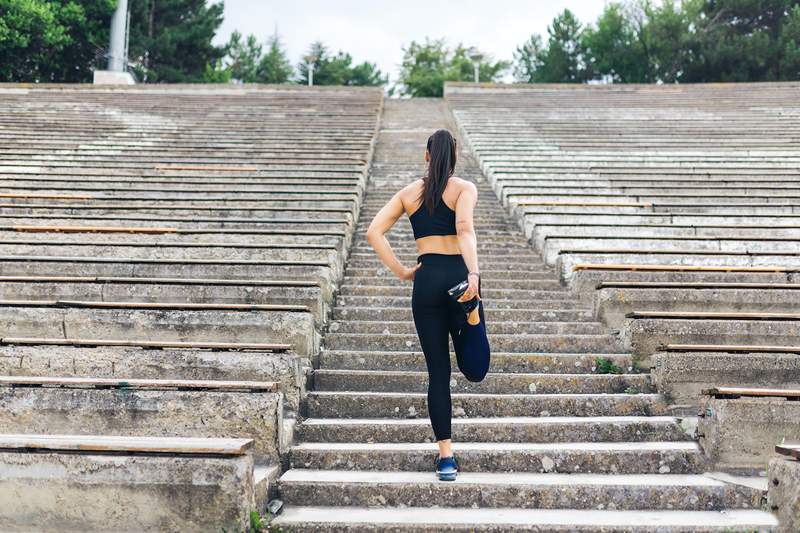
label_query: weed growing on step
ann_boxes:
[220,511,288,533]
[594,357,623,374]
[624,386,640,395]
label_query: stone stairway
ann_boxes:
[272,99,777,531]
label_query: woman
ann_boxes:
[366,129,480,481]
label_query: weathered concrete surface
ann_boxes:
[0,305,318,355]
[0,387,283,462]
[596,286,800,328]
[652,352,800,409]
[571,269,791,301]
[625,317,800,367]
[0,449,255,532]
[0,278,327,325]
[0,344,310,413]
[699,397,800,470]
[768,457,800,533]
[272,506,779,532]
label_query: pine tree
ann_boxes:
[257,32,293,83]
[128,0,225,83]
[226,30,261,83]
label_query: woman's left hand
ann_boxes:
[459,273,481,302]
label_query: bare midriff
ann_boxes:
[415,234,461,256]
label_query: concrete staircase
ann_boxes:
[272,99,777,531]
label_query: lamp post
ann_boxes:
[304,55,317,86]
[468,50,483,84]
[107,0,129,71]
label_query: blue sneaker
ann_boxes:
[435,454,458,481]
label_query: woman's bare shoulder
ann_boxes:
[451,177,478,195]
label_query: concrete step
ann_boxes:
[338,284,566,297]
[323,332,619,353]
[278,470,763,511]
[312,369,651,394]
[270,505,779,532]
[327,320,605,335]
[288,441,703,474]
[332,307,594,323]
[318,350,634,373]
[306,391,667,418]
[334,294,579,309]
[295,416,692,443]
[339,275,560,286]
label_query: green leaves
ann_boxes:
[514,0,800,84]
[396,39,509,97]
[0,0,115,82]
[297,41,386,86]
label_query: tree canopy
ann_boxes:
[296,41,387,86]
[396,38,509,97]
[0,0,115,82]
[515,0,800,84]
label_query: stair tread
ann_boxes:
[291,441,700,451]
[299,415,681,426]
[272,505,778,528]
[310,390,660,398]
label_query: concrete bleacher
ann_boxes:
[0,83,382,526]
[444,82,800,529]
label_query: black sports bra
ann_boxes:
[409,198,457,240]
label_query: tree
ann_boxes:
[257,32,292,83]
[396,38,509,97]
[779,4,800,79]
[128,0,225,83]
[0,0,115,82]
[683,0,799,82]
[297,41,386,86]
[226,30,261,83]
[513,34,545,82]
[581,2,649,82]
[514,9,587,83]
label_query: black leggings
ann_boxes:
[411,253,470,441]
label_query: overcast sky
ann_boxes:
[212,1,608,83]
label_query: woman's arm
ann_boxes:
[366,190,420,281]
[455,181,480,299]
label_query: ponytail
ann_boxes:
[421,129,457,214]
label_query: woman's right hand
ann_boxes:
[398,262,421,281]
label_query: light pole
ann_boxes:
[469,50,483,84]
[304,55,317,86]
[107,0,129,71]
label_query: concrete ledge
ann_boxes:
[0,434,256,531]
[0,380,284,462]
[596,285,800,328]
[652,351,800,409]
[699,394,800,471]
[768,455,800,532]
[0,344,310,413]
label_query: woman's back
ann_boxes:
[401,177,469,256]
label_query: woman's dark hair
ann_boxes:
[421,129,457,214]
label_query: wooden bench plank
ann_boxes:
[0,433,253,455]
[703,386,800,398]
[776,444,800,459]
[597,282,800,290]
[0,375,279,392]
[0,337,292,351]
[573,263,788,273]
[12,225,178,234]
[627,311,800,320]
[0,275,320,287]
[0,299,310,312]
[154,165,258,172]
[666,343,800,354]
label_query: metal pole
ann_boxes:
[107,0,129,71]
[473,63,479,84]
[304,55,317,87]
